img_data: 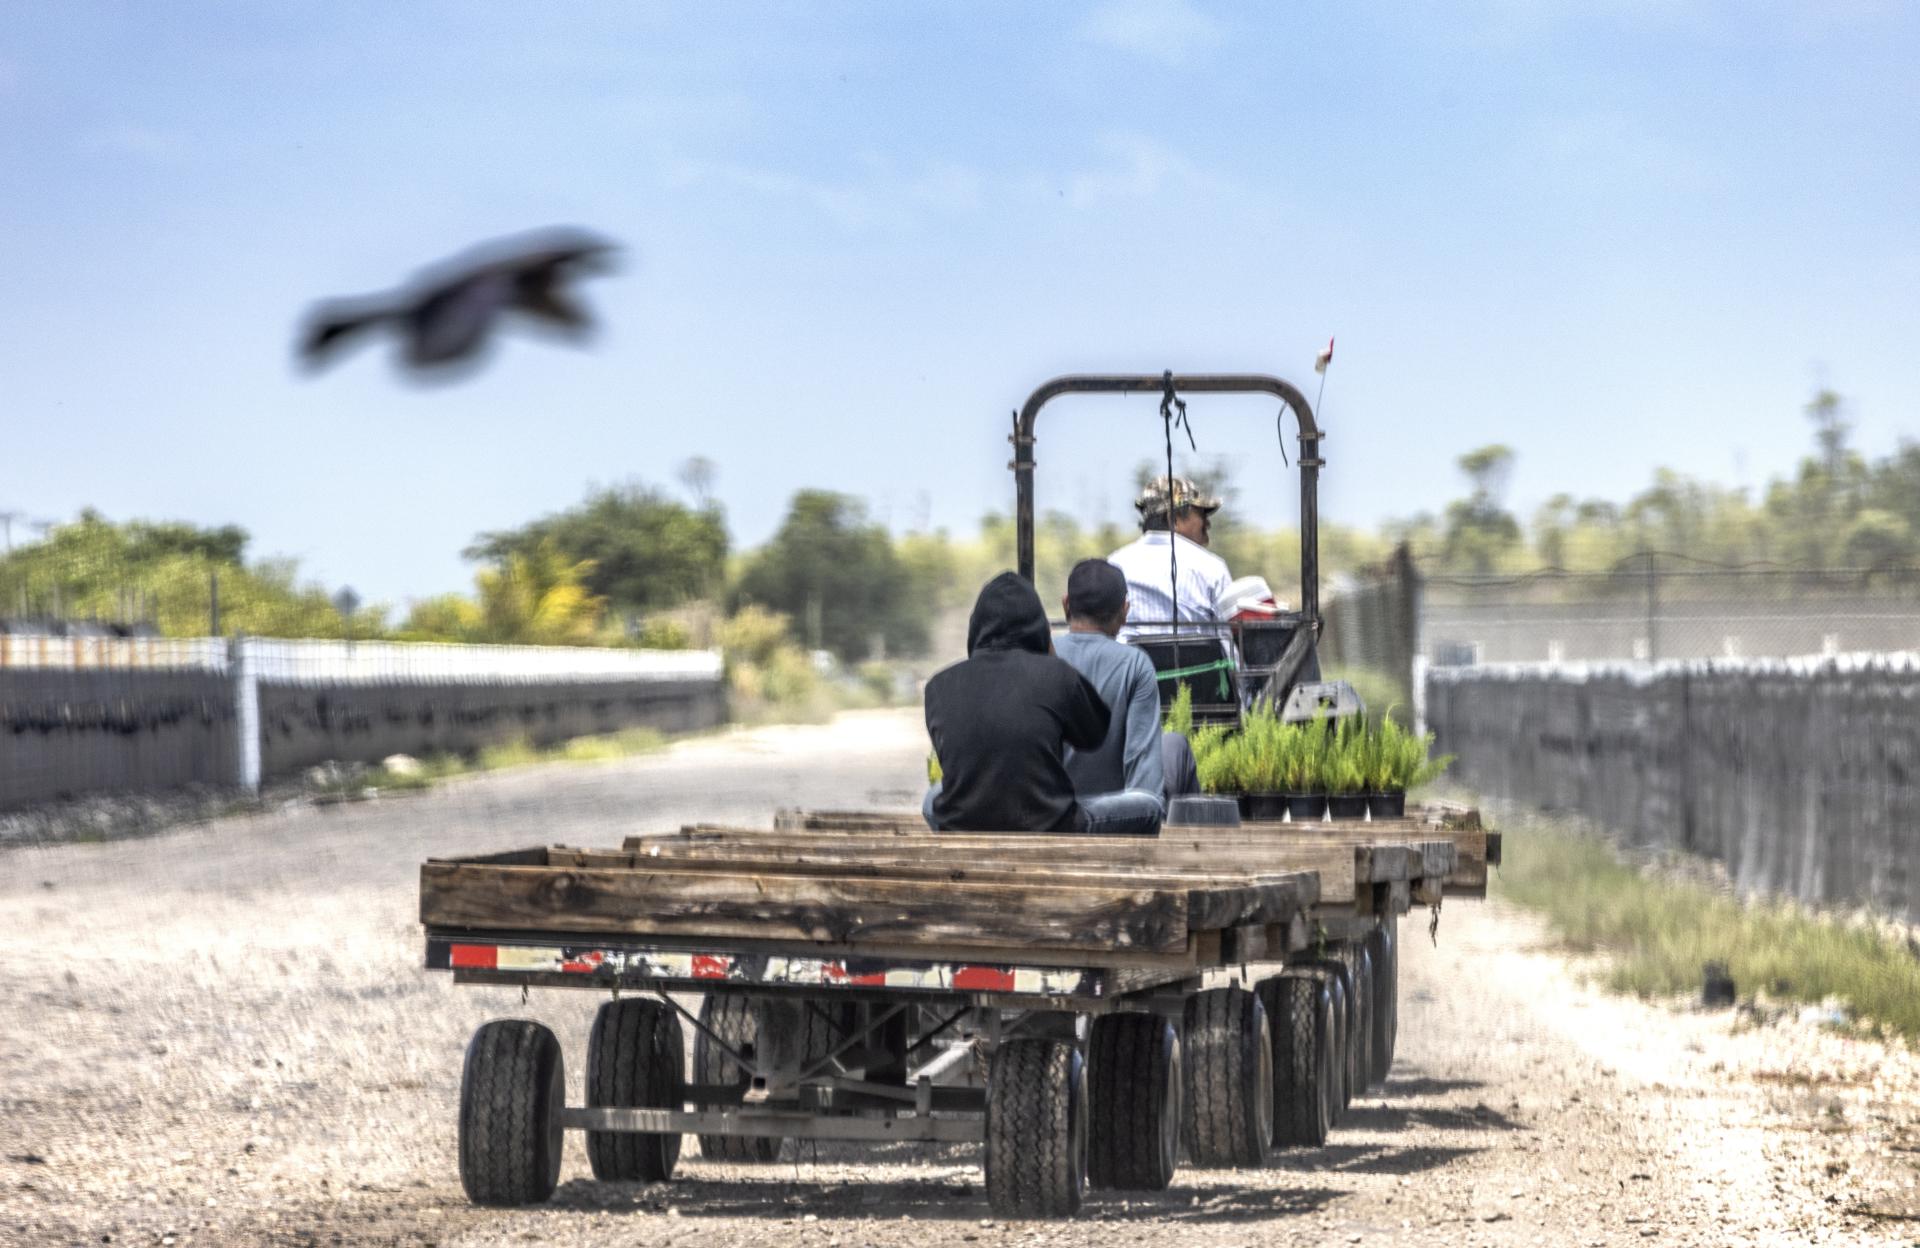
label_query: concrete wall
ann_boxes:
[0,638,726,810]
[1426,655,1920,924]
[0,668,238,807]
[255,677,725,776]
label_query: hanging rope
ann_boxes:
[1159,370,1193,644]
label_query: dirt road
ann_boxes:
[3,709,1916,1247]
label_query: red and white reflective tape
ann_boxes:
[436,941,1097,998]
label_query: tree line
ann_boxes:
[4,387,1914,657]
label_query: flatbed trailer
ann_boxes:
[419,804,1494,1217]
[419,369,1502,1218]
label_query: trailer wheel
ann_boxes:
[986,1038,1087,1218]
[458,1019,565,1206]
[586,999,684,1183]
[1350,949,1375,1095]
[692,995,782,1163]
[1366,924,1398,1080]
[1257,973,1334,1147]
[1181,986,1273,1169]
[1087,1013,1181,1191]
[1305,967,1349,1116]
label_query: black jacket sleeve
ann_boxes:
[1061,667,1112,753]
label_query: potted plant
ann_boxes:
[1239,708,1295,821]
[1325,717,1370,819]
[1283,712,1327,822]
[1369,716,1453,818]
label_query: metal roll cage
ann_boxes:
[1009,372,1325,624]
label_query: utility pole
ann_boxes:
[0,510,18,552]
[210,569,221,637]
[1642,549,1659,664]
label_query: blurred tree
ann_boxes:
[1441,445,1523,572]
[467,481,727,610]
[471,541,605,645]
[0,510,355,637]
[733,490,927,661]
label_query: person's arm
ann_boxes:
[1061,668,1112,753]
[1121,654,1165,804]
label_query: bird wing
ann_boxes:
[298,299,395,369]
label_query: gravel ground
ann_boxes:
[3,708,1917,1247]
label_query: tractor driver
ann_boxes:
[1108,475,1234,636]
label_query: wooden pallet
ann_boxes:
[420,843,1321,963]
[768,804,1496,897]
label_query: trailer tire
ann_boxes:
[692,995,782,1163]
[986,1038,1087,1218]
[1350,949,1375,1094]
[1302,967,1349,1116]
[1366,924,1397,1081]
[1258,973,1334,1147]
[458,1019,565,1206]
[586,999,684,1183]
[1181,986,1274,1169]
[1087,1013,1181,1191]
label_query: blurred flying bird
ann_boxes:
[298,227,618,374]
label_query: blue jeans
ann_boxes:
[923,783,1162,836]
[1078,788,1165,837]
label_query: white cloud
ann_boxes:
[664,156,984,230]
[1048,133,1230,209]
[1081,0,1225,65]
[664,134,1225,228]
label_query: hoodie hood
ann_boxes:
[967,571,1052,656]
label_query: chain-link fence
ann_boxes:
[1318,551,1920,722]
[1313,551,1920,921]
[1422,555,1920,666]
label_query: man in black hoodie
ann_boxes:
[924,572,1165,834]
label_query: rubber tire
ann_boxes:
[1315,969,1349,1117]
[458,1019,565,1206]
[1350,949,1375,1095]
[1181,987,1274,1169]
[692,995,782,1163]
[586,999,684,1182]
[986,1038,1088,1219]
[1366,923,1398,1081]
[1258,973,1334,1147]
[1087,1013,1181,1191]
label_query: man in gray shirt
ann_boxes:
[1053,559,1171,835]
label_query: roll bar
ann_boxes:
[1009,373,1325,621]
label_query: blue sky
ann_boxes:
[2,2,1916,606]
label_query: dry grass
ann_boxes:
[1493,811,1920,1043]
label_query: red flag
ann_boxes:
[1314,336,1335,375]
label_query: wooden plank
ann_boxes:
[1210,824,1472,887]
[420,860,1193,952]
[750,813,1474,883]
[545,848,1318,931]
[625,829,1362,904]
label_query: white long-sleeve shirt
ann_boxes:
[1108,531,1233,636]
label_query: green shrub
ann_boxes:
[1189,705,1450,795]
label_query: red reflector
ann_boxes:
[953,966,1014,991]
[449,944,497,970]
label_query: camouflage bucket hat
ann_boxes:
[1134,475,1222,518]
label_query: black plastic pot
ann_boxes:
[1327,793,1369,820]
[1169,795,1243,827]
[1238,792,1291,822]
[1286,793,1328,821]
[1370,791,1407,819]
